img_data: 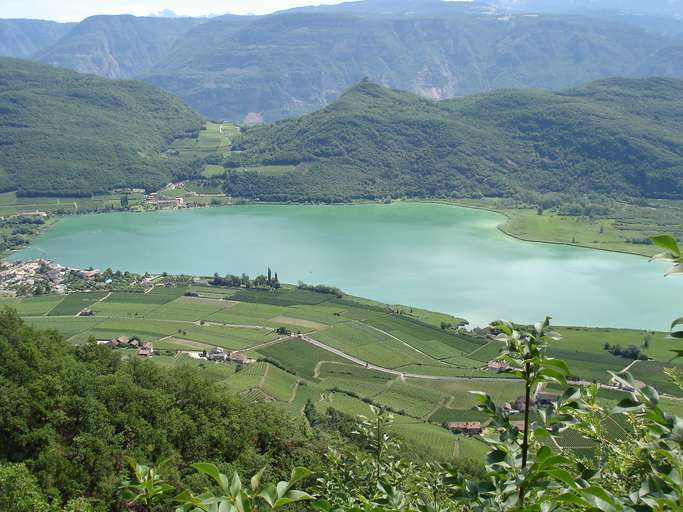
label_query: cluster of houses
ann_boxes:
[145,192,185,210]
[204,346,255,365]
[105,336,155,357]
[0,259,70,295]
[447,391,560,436]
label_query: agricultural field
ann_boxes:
[452,198,683,257]
[3,281,682,462]
[0,191,144,217]
[168,122,238,159]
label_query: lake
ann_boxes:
[11,202,682,330]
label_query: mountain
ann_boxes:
[0,19,75,58]
[225,78,683,201]
[0,58,203,196]
[6,1,683,121]
[144,10,676,121]
[281,0,492,16]
[482,0,683,37]
[484,0,683,18]
[36,15,204,78]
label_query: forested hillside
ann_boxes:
[227,78,683,201]
[0,58,203,196]
[0,309,324,509]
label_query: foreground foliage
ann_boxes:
[0,310,323,510]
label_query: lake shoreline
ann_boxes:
[3,196,654,263]
[9,201,679,331]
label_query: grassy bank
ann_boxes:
[448,198,683,257]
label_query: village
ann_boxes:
[0,258,156,296]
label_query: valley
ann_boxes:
[1,1,683,508]
[2,277,682,464]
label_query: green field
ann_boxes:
[4,282,682,462]
[451,198,683,258]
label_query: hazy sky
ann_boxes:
[0,0,360,21]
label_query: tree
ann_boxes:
[120,195,129,209]
[268,267,272,284]
[304,399,318,427]
[0,463,51,512]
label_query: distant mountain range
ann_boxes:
[226,78,683,201]
[0,0,681,121]
[482,0,683,18]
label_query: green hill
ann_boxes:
[226,78,683,201]
[0,57,204,196]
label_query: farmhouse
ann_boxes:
[486,360,511,372]
[207,347,228,361]
[138,342,154,357]
[447,422,483,435]
[205,347,256,364]
[229,351,255,364]
[513,391,560,412]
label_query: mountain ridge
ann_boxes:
[225,77,683,201]
[1,1,682,121]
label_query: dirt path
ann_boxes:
[258,364,270,387]
[302,335,505,382]
[198,320,267,330]
[288,380,300,403]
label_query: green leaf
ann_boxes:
[275,481,288,499]
[613,397,644,414]
[650,235,680,257]
[546,469,579,488]
[250,467,266,493]
[229,472,242,497]
[258,483,277,507]
[543,358,570,375]
[192,463,224,489]
[536,367,567,385]
[487,449,507,464]
[288,467,312,486]
[641,385,659,405]
[273,492,313,510]
[579,486,619,512]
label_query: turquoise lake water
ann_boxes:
[11,202,682,330]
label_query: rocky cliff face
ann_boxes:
[36,15,203,78]
[0,19,74,59]
[11,2,683,121]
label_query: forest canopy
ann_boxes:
[0,58,204,196]
[228,78,683,202]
